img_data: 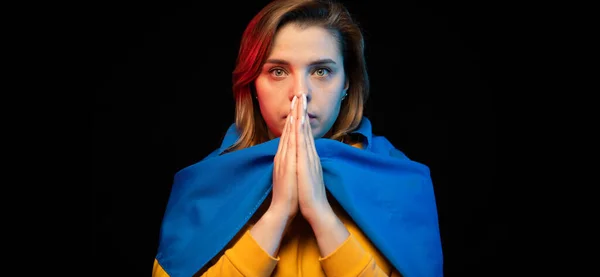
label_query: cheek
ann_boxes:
[254,76,270,98]
[324,99,342,124]
[315,84,345,136]
[257,98,283,137]
[255,76,289,101]
[322,82,345,111]
[319,74,346,100]
[255,77,289,136]
[256,79,282,113]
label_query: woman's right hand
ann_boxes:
[269,95,299,221]
[249,96,299,256]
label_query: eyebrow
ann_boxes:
[264,58,337,66]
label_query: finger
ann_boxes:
[296,93,309,168]
[276,110,290,156]
[303,93,314,165]
[281,97,296,162]
[300,94,314,166]
[287,95,298,174]
[295,93,303,130]
[308,121,322,173]
[304,96,317,159]
[304,107,317,167]
[280,116,291,164]
[301,92,307,126]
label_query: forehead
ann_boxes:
[268,24,342,63]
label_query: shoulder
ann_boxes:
[370,135,409,160]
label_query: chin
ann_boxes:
[311,127,324,139]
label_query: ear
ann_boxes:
[344,78,349,91]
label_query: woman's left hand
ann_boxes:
[295,93,350,257]
[295,93,332,225]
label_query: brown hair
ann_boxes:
[225,0,369,153]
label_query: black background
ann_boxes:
[93,1,500,276]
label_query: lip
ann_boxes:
[283,113,317,119]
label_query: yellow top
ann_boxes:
[153,141,401,276]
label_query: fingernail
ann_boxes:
[302,93,307,111]
[301,114,305,125]
[290,96,297,110]
[290,115,294,124]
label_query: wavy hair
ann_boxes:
[225,0,369,153]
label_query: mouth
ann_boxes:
[283,113,317,119]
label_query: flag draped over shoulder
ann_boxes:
[156,118,443,277]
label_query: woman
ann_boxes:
[153,0,443,276]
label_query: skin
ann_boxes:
[250,24,350,259]
[255,23,348,139]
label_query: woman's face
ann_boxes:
[255,23,348,139]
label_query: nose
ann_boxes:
[289,75,312,102]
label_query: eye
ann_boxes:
[269,68,287,78]
[314,68,331,77]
